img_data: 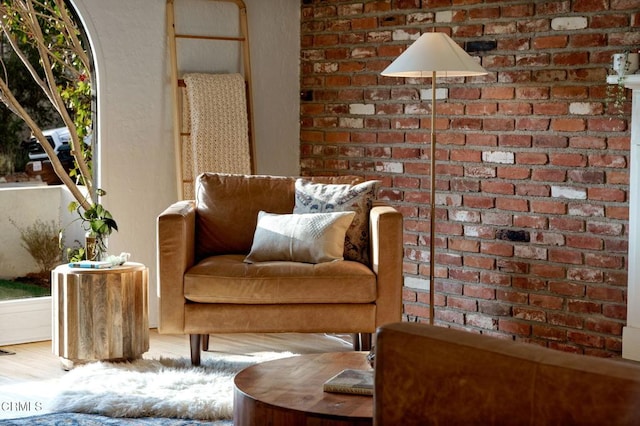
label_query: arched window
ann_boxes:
[0,0,98,345]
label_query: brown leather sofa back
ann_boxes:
[195,173,364,259]
[375,323,640,425]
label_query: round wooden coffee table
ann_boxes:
[234,351,372,426]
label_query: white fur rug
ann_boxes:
[50,352,294,421]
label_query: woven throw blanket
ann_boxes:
[183,73,251,199]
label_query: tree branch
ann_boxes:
[0,76,93,210]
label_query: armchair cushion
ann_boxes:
[294,179,380,264]
[195,174,295,258]
[244,210,356,264]
[184,254,376,304]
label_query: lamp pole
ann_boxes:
[429,70,436,325]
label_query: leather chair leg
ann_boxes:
[202,334,210,351]
[190,334,201,366]
[353,333,372,351]
[360,332,372,351]
[352,333,361,351]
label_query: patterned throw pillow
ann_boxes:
[294,179,380,264]
[244,211,356,264]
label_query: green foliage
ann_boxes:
[0,278,50,301]
[66,244,85,262]
[606,51,632,117]
[9,218,62,275]
[68,188,118,236]
[0,38,61,172]
[0,151,13,174]
[60,75,92,183]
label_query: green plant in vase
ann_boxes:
[69,189,118,261]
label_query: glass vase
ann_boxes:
[85,231,108,261]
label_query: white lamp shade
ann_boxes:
[381,32,488,78]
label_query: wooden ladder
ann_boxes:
[167,0,255,199]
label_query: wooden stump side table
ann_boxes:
[52,262,149,368]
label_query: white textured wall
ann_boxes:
[73,0,300,325]
[0,186,82,279]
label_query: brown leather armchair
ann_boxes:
[157,173,403,365]
[375,323,640,425]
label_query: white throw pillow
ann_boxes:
[244,210,356,264]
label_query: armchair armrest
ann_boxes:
[157,200,196,333]
[370,204,403,325]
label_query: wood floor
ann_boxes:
[0,329,354,420]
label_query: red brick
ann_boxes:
[533,325,567,341]
[550,153,587,167]
[351,17,378,30]
[567,331,604,349]
[481,87,515,100]
[325,131,350,143]
[500,135,532,147]
[548,248,583,265]
[548,312,584,329]
[588,187,626,203]
[395,0,420,8]
[533,35,568,49]
[570,33,607,48]
[533,135,568,148]
[512,276,545,292]
[501,4,535,18]
[590,118,627,132]
[513,215,547,229]
[603,304,627,320]
[566,235,603,250]
[549,281,585,297]
[573,0,609,12]
[531,168,566,182]
[481,181,514,195]
[589,155,627,168]
[551,86,588,99]
[517,118,550,131]
[533,102,568,115]
[463,285,496,300]
[591,13,629,28]
[516,152,549,165]
[447,295,478,311]
[452,24,484,37]
[530,264,566,278]
[516,86,550,100]
[530,294,564,310]
[499,319,531,336]
[568,170,605,184]
[586,286,625,303]
[570,136,607,149]
[497,167,531,180]
[481,241,515,256]
[553,51,589,66]
[567,299,602,314]
[514,307,547,322]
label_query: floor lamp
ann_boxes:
[382,32,488,325]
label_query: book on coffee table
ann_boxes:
[323,368,373,396]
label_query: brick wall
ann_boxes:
[300,0,640,357]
